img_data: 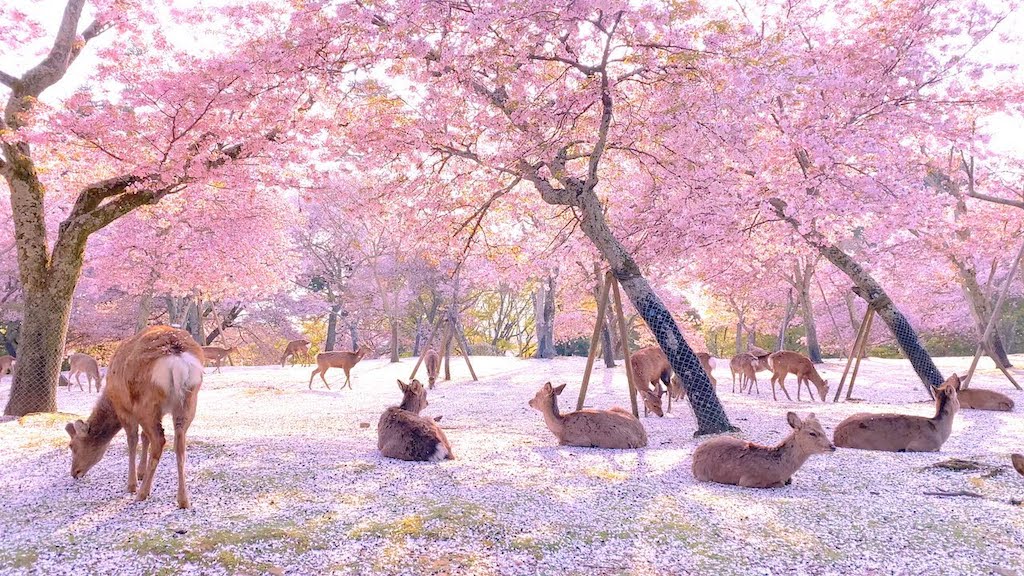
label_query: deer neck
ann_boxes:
[398,396,423,414]
[931,394,956,436]
[87,394,123,446]
[538,396,566,437]
[771,435,811,474]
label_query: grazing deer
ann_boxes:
[0,354,14,376]
[280,339,311,367]
[668,352,717,402]
[629,346,670,417]
[729,353,759,394]
[65,326,204,508]
[68,352,102,392]
[833,374,960,452]
[201,346,236,373]
[378,379,454,461]
[1012,454,1024,477]
[529,382,647,449]
[951,379,1014,411]
[422,348,440,389]
[692,412,835,488]
[309,344,371,390]
[768,351,829,402]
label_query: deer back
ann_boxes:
[560,408,648,449]
[957,388,1014,411]
[377,380,452,461]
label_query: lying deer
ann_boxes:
[65,325,204,508]
[629,346,670,417]
[422,348,440,388]
[309,344,371,390]
[529,382,647,449]
[768,351,829,402]
[201,345,236,373]
[68,352,102,392]
[1012,454,1024,477]
[833,374,960,452]
[951,378,1014,411]
[692,412,835,488]
[378,379,454,461]
[280,339,311,367]
[0,354,14,376]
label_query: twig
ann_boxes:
[923,489,984,499]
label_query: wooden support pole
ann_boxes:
[833,303,872,402]
[453,314,479,381]
[577,271,613,411]
[845,310,875,401]
[409,313,444,380]
[441,322,453,381]
[611,275,640,418]
[963,237,1024,390]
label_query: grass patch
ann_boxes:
[583,466,628,482]
[349,500,494,541]
[18,412,82,427]
[0,548,39,570]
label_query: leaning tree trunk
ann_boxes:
[771,199,942,393]
[776,288,796,352]
[389,318,400,363]
[799,282,823,363]
[533,274,557,359]
[412,316,423,357]
[734,319,744,355]
[325,303,341,352]
[955,260,1012,369]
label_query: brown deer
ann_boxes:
[65,326,204,508]
[629,346,670,417]
[309,344,372,390]
[201,346,236,373]
[529,382,647,449]
[422,348,440,389]
[692,412,835,488]
[0,354,14,376]
[729,353,759,394]
[68,352,102,392]
[378,379,454,461]
[951,378,1014,411]
[767,351,829,402]
[668,353,717,402]
[833,374,960,452]
[1012,454,1024,477]
[280,339,311,367]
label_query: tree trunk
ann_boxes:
[734,319,744,355]
[136,290,153,333]
[389,318,400,363]
[348,320,358,351]
[5,283,76,415]
[533,274,557,359]
[592,263,616,367]
[799,281,823,363]
[325,303,341,352]
[955,260,1013,369]
[746,324,757,351]
[770,199,941,393]
[776,289,796,352]
[412,316,423,357]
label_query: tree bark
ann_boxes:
[325,303,341,352]
[348,319,358,351]
[734,319,744,355]
[776,288,796,352]
[389,318,400,363]
[799,279,822,363]
[770,198,942,393]
[955,260,1012,369]
[136,290,153,333]
[593,262,616,367]
[533,274,557,359]
[412,316,423,357]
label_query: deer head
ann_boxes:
[786,412,835,455]
[65,420,110,479]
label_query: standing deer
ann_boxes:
[280,339,311,367]
[529,382,648,449]
[729,353,759,394]
[378,379,454,461]
[309,344,372,390]
[951,378,1014,411]
[668,352,717,402]
[767,351,829,402]
[692,412,835,488]
[65,326,204,508]
[68,352,102,392]
[833,374,960,452]
[0,355,14,377]
[628,346,670,417]
[422,348,440,388]
[201,346,236,373]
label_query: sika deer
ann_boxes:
[422,348,440,388]
[309,344,371,390]
[0,354,14,376]
[768,351,829,402]
[833,374,960,452]
[280,339,311,367]
[729,353,759,394]
[529,382,647,449]
[1012,454,1024,477]
[378,379,454,461]
[65,326,204,508]
[692,412,835,488]
[950,378,1014,411]
[68,352,102,392]
[629,346,670,417]
[201,346,236,373]
[668,353,717,402]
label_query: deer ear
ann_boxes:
[786,412,802,429]
[65,422,77,438]
[542,382,553,391]
[946,373,961,391]
[396,379,407,391]
[552,383,567,395]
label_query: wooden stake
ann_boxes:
[833,303,872,402]
[845,309,874,400]
[452,314,479,381]
[577,271,613,411]
[963,237,1024,390]
[611,275,640,418]
[409,313,443,380]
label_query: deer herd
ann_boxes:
[45,326,1020,507]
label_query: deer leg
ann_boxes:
[125,421,139,494]
[320,367,331,390]
[172,398,196,509]
[138,431,149,483]
[137,416,166,503]
[731,371,737,393]
[309,367,318,389]
[777,373,793,401]
[344,368,352,389]
[796,376,802,401]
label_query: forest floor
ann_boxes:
[0,354,1022,576]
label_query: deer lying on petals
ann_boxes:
[951,378,1014,411]
[629,346,670,417]
[378,379,453,461]
[529,382,647,449]
[65,326,204,508]
[833,374,960,452]
[1012,454,1024,477]
[309,344,371,390]
[692,412,835,488]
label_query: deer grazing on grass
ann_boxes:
[309,344,372,390]
[1012,454,1024,477]
[629,346,670,417]
[422,348,440,388]
[378,379,454,461]
[692,412,835,488]
[65,326,204,508]
[529,382,648,449]
[950,378,1014,411]
[68,352,102,392]
[201,346,236,373]
[767,351,829,402]
[280,339,311,367]
[833,374,960,452]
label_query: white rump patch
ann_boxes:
[707,358,717,369]
[152,353,204,406]
[428,443,449,462]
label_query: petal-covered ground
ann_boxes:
[1,355,1022,575]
